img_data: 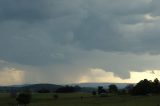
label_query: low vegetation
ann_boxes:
[2,78,160,106]
[2,93,160,106]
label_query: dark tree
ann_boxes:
[97,86,106,95]
[74,85,81,92]
[92,91,97,96]
[53,94,59,100]
[16,91,32,106]
[80,96,84,100]
[132,79,153,95]
[109,84,118,94]
[152,78,160,93]
[38,88,50,93]
[56,85,75,93]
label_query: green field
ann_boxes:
[2,93,160,106]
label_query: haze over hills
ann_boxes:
[72,83,134,89]
[0,82,134,92]
[0,84,62,92]
[8,82,133,89]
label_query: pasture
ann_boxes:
[1,93,160,106]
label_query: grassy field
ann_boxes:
[1,93,160,106]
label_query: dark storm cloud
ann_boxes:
[1,0,160,80]
[0,0,86,22]
[0,0,86,65]
[0,0,51,21]
[73,0,153,52]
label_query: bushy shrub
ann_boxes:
[53,94,59,100]
[16,91,32,105]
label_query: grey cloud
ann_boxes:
[0,0,156,56]
[0,0,85,22]
[1,0,160,80]
[0,0,50,21]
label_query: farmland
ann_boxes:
[1,93,160,106]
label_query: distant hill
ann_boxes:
[72,83,134,89]
[0,83,135,93]
[21,84,62,92]
[0,84,62,92]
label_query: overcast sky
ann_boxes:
[1,0,160,85]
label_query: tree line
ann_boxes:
[95,78,160,96]
[9,78,160,105]
[16,78,160,95]
[131,78,160,95]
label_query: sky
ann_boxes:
[1,0,160,85]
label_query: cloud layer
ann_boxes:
[1,0,160,84]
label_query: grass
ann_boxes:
[1,93,160,106]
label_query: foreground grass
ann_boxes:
[1,93,160,106]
